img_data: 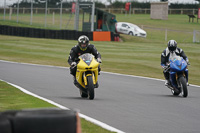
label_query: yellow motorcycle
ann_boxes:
[74,53,100,100]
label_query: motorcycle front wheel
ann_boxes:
[87,76,95,100]
[179,76,188,97]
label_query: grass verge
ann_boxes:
[0,35,199,85]
[0,80,115,133]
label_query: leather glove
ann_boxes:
[71,62,77,67]
[162,65,168,70]
[186,58,190,65]
[97,58,102,63]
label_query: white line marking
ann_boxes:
[0,79,125,133]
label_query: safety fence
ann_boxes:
[141,25,195,43]
[193,30,200,43]
[102,8,198,15]
[0,8,198,15]
[0,8,199,32]
[0,7,198,43]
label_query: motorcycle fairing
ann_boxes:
[76,53,99,88]
[169,55,188,88]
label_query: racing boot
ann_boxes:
[184,70,189,86]
[165,80,170,86]
[94,81,99,88]
[73,76,78,86]
[98,66,101,75]
[174,88,180,94]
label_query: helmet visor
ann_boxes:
[169,46,176,52]
[80,43,87,49]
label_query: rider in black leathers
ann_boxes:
[68,35,102,79]
[161,40,189,86]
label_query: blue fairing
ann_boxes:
[169,56,187,88]
[170,57,187,73]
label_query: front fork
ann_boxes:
[83,72,96,86]
[170,69,188,89]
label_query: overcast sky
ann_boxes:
[0,0,198,7]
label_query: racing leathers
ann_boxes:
[161,47,189,84]
[68,44,101,77]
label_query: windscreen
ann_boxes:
[79,53,94,66]
[129,23,139,29]
[169,54,182,62]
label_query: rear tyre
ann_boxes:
[79,90,88,98]
[179,76,188,97]
[87,76,94,100]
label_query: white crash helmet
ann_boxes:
[167,40,177,52]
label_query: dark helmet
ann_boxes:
[167,40,177,52]
[78,35,89,51]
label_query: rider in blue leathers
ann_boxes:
[161,40,189,86]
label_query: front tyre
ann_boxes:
[87,76,95,100]
[179,76,188,97]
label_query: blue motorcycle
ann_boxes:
[164,55,189,97]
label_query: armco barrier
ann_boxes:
[0,108,81,133]
[0,25,115,41]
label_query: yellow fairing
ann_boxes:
[76,56,99,88]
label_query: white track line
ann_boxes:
[0,79,125,133]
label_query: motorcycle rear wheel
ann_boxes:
[87,76,95,100]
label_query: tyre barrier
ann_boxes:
[0,25,116,41]
[0,108,81,133]
[0,25,93,41]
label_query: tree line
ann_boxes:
[11,0,199,9]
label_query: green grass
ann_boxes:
[0,13,83,30]
[1,14,199,44]
[1,14,200,31]
[0,80,115,133]
[0,14,200,133]
[116,14,200,30]
[0,35,199,85]
[0,80,56,110]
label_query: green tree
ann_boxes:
[107,0,112,6]
[195,0,200,7]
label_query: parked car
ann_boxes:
[115,22,147,37]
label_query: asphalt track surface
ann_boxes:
[1,60,200,133]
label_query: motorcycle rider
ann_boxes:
[161,40,189,86]
[68,35,102,84]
